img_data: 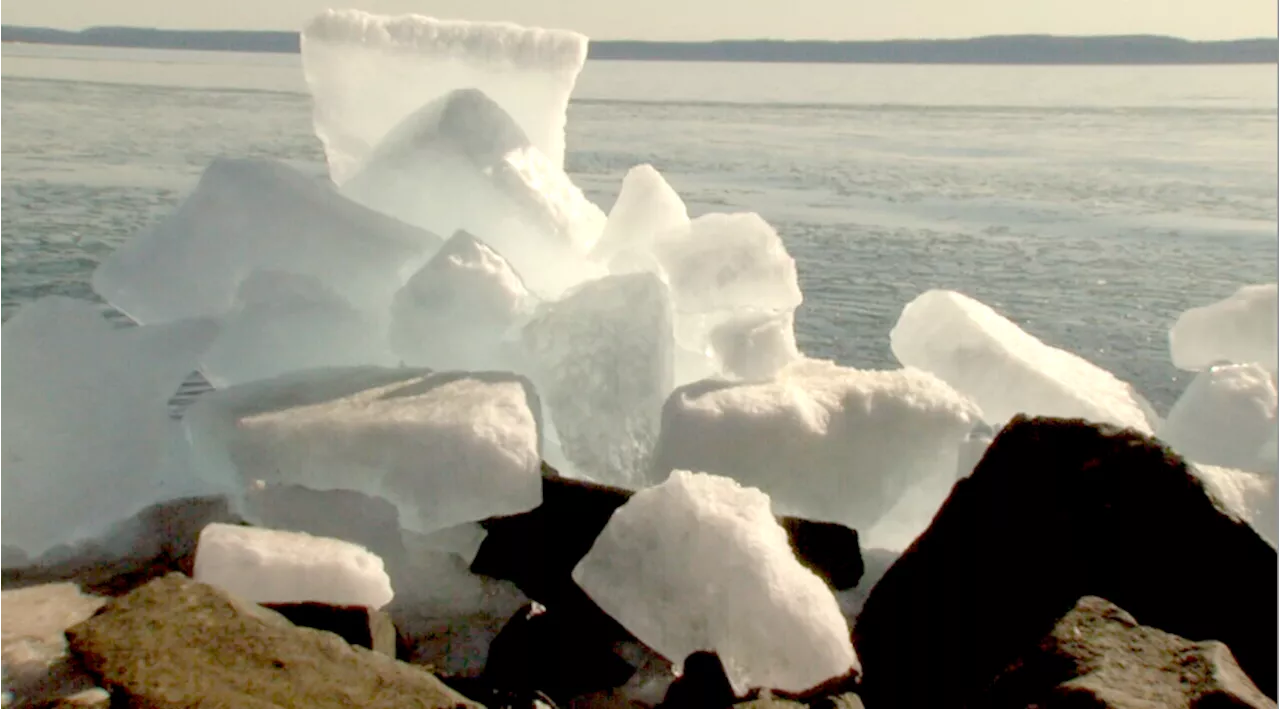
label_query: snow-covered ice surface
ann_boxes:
[390,230,535,370]
[338,88,606,298]
[301,9,588,182]
[91,158,440,325]
[1190,464,1278,547]
[1170,283,1279,373]
[184,367,544,536]
[193,523,395,609]
[200,270,394,387]
[572,471,857,695]
[891,289,1159,433]
[523,272,674,486]
[1158,363,1277,473]
[652,359,980,530]
[1,297,219,559]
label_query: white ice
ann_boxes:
[651,359,981,530]
[1190,464,1278,547]
[591,164,690,269]
[91,158,439,325]
[1157,363,1277,474]
[890,289,1159,434]
[572,470,858,695]
[193,523,395,609]
[200,270,395,388]
[1170,284,1279,373]
[1,298,219,559]
[522,272,674,486]
[338,88,606,298]
[707,310,802,381]
[183,367,543,536]
[390,230,535,371]
[301,9,588,181]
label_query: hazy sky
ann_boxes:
[2,0,1276,41]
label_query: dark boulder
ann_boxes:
[65,573,483,709]
[853,416,1278,708]
[980,596,1276,708]
[657,651,738,709]
[261,601,397,657]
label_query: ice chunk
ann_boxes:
[591,164,690,267]
[339,89,606,298]
[301,9,588,181]
[523,273,674,486]
[92,158,440,325]
[1170,284,1279,372]
[201,270,395,387]
[193,523,394,609]
[1190,464,1278,546]
[890,289,1158,433]
[652,213,802,315]
[1,298,219,558]
[389,230,535,370]
[1158,364,1277,473]
[652,360,980,530]
[707,310,802,380]
[184,367,543,536]
[572,470,857,695]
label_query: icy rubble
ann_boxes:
[1170,284,1278,373]
[193,523,395,609]
[891,289,1160,434]
[651,359,981,531]
[573,471,858,695]
[302,9,588,181]
[1158,364,1278,474]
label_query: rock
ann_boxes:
[807,694,865,709]
[1,584,105,708]
[472,474,864,613]
[2,496,243,597]
[853,416,1278,708]
[66,573,483,709]
[980,596,1276,708]
[261,602,396,657]
[834,548,899,630]
[656,652,737,709]
[483,602,637,703]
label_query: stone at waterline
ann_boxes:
[261,602,396,657]
[852,416,1278,709]
[1,584,106,708]
[656,651,737,709]
[65,573,483,709]
[978,595,1276,708]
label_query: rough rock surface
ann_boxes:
[2,496,242,597]
[980,596,1276,708]
[65,573,482,709]
[1,584,106,708]
[853,416,1278,708]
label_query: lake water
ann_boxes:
[2,43,1276,411]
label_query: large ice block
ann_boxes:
[200,270,395,388]
[652,360,981,530]
[890,289,1159,433]
[339,88,606,298]
[572,470,858,695]
[91,158,440,325]
[193,523,395,609]
[707,309,802,381]
[1,298,219,558]
[523,272,674,486]
[591,164,690,268]
[184,367,544,536]
[389,230,536,370]
[1170,284,1279,373]
[1157,363,1277,474]
[301,9,588,181]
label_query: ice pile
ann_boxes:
[573,471,858,694]
[193,523,394,609]
[1170,284,1278,374]
[1158,364,1277,474]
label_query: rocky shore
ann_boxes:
[2,416,1275,709]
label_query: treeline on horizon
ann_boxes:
[2,25,1277,64]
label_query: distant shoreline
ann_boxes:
[3,25,1277,65]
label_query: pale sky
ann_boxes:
[1,0,1276,41]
